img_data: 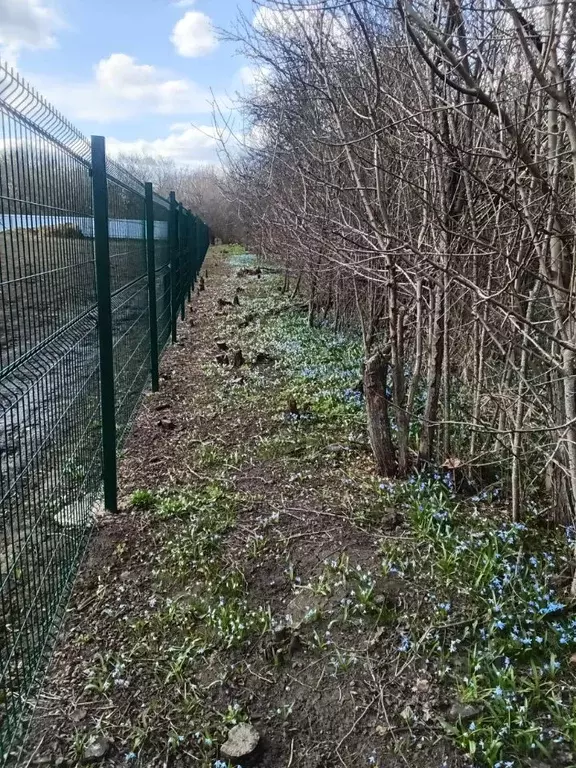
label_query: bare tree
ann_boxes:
[222,0,576,541]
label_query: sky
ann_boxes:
[0,0,259,165]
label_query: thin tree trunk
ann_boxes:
[419,283,444,465]
[364,348,396,476]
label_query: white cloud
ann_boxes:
[236,65,263,87]
[172,0,196,6]
[253,6,313,34]
[32,53,213,123]
[0,0,62,61]
[107,124,220,166]
[253,5,349,46]
[233,64,271,96]
[171,11,217,58]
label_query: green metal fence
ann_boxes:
[0,63,209,762]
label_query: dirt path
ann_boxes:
[19,248,467,768]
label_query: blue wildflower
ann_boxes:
[398,635,410,652]
[539,600,565,615]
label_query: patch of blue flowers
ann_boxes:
[379,473,576,767]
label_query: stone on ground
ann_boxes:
[220,723,260,760]
[83,735,110,762]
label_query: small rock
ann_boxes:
[215,353,229,366]
[83,736,110,763]
[221,723,260,761]
[154,403,170,412]
[400,705,414,721]
[71,707,87,722]
[446,701,481,722]
[158,418,175,430]
[215,340,228,351]
[412,677,430,694]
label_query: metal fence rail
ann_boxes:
[0,63,209,762]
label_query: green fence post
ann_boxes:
[187,212,194,301]
[145,182,159,392]
[91,135,117,513]
[192,214,199,286]
[196,219,204,273]
[169,191,178,343]
[178,203,185,321]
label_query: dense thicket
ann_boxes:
[222,0,576,538]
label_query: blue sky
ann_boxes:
[1,0,258,164]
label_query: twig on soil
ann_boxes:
[286,737,295,768]
[21,734,46,768]
[279,529,338,544]
[245,663,275,684]
[285,506,341,519]
[335,693,379,753]
[182,461,212,481]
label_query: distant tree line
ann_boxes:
[114,154,242,244]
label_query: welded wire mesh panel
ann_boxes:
[0,65,99,758]
[153,194,171,350]
[105,165,149,446]
[0,61,210,763]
